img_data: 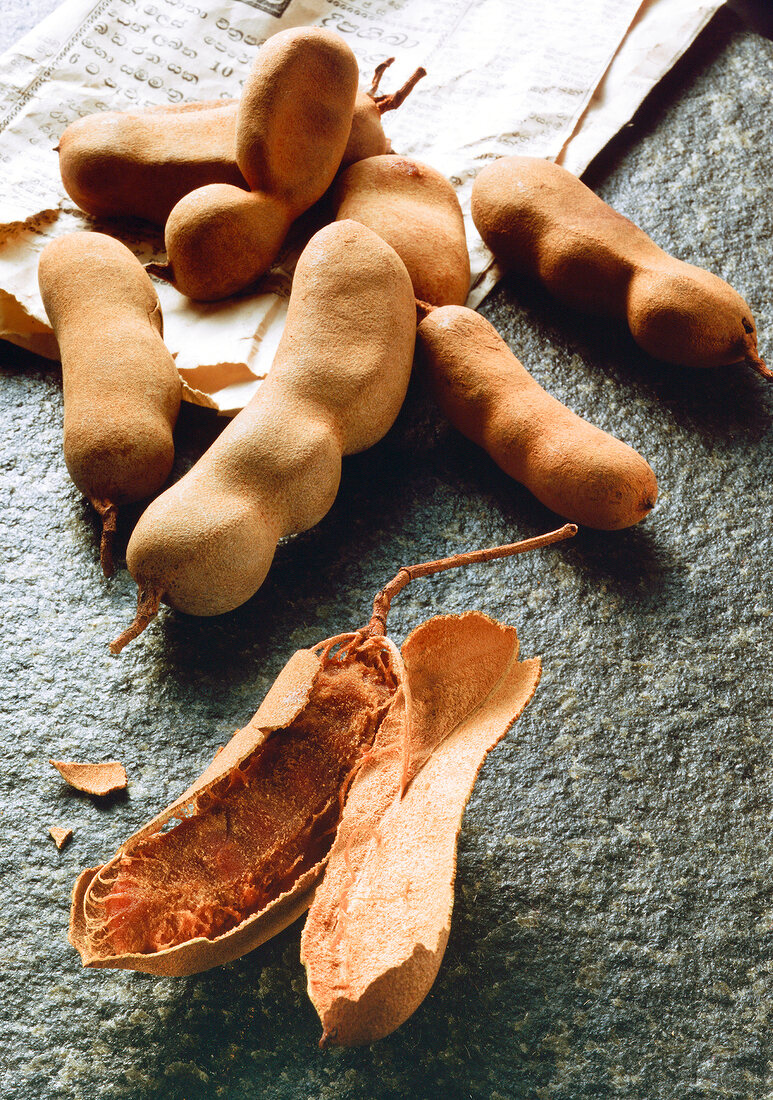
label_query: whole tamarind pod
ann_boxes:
[57,100,247,226]
[471,156,769,377]
[332,155,470,306]
[157,27,359,301]
[37,232,182,576]
[111,220,415,650]
[56,63,425,226]
[417,304,658,530]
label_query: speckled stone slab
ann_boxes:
[1,8,772,1100]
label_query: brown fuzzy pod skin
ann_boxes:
[117,220,415,635]
[343,92,391,166]
[162,27,359,301]
[333,155,470,306]
[340,59,425,167]
[417,305,658,530]
[471,156,768,375]
[37,232,182,574]
[57,101,247,225]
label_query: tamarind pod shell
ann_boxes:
[302,611,541,1046]
[417,306,657,530]
[161,185,291,301]
[471,156,765,373]
[333,155,470,307]
[69,647,327,975]
[50,759,127,796]
[37,231,181,530]
[74,604,541,1029]
[71,864,318,977]
[57,101,247,225]
[123,220,415,621]
[235,27,359,208]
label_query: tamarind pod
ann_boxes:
[417,305,658,530]
[155,186,290,302]
[160,27,359,301]
[332,155,470,307]
[235,28,357,204]
[57,101,246,226]
[112,219,415,644]
[56,63,425,226]
[302,611,541,1046]
[471,156,769,377]
[69,645,382,975]
[37,232,182,576]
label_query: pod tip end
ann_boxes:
[110,586,162,654]
[94,501,118,578]
[145,261,175,285]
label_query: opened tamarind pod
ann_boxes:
[37,232,182,577]
[471,156,770,378]
[57,62,425,227]
[110,219,415,651]
[71,525,574,978]
[417,304,657,530]
[70,644,389,975]
[332,155,470,306]
[150,27,359,301]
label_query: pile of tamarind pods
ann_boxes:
[38,22,769,1046]
[46,26,768,630]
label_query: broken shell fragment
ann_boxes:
[50,759,127,796]
[50,826,73,850]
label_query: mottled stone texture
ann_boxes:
[1,9,772,1100]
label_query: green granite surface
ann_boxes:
[1,8,772,1100]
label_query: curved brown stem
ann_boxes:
[145,261,175,285]
[746,349,773,380]
[93,500,118,578]
[415,298,436,323]
[110,586,163,654]
[374,66,427,114]
[319,1026,337,1050]
[367,57,395,98]
[366,523,578,637]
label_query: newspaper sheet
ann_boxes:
[0,0,725,413]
